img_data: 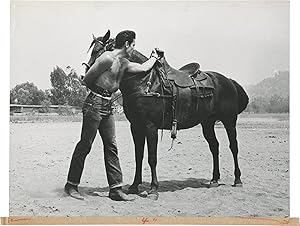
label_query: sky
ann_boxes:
[10,0,289,90]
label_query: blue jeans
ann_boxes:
[67,92,123,188]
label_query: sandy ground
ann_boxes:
[9,114,289,217]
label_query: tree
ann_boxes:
[266,94,289,113]
[49,66,87,106]
[246,97,269,113]
[10,82,47,105]
[245,95,289,113]
[66,69,88,106]
[49,66,70,105]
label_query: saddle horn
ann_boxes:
[155,48,164,58]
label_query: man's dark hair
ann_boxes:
[115,30,136,49]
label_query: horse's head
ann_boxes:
[80,30,115,78]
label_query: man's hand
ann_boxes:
[155,48,164,59]
[150,49,159,60]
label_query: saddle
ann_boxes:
[153,52,215,141]
[179,63,201,78]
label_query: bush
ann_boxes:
[245,95,289,113]
[39,99,52,113]
[56,106,75,115]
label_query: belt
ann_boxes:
[90,84,112,96]
[90,91,112,100]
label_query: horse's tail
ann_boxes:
[231,79,249,114]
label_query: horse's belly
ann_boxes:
[123,96,172,126]
[174,88,213,129]
[123,92,213,130]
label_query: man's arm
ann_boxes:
[125,49,159,74]
[83,54,113,88]
[126,56,157,74]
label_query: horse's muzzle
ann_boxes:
[80,63,90,80]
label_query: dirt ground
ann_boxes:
[9,114,289,217]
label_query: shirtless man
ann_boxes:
[64,30,159,201]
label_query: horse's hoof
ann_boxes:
[232,182,243,187]
[147,191,159,200]
[127,186,139,194]
[139,191,148,198]
[209,181,219,188]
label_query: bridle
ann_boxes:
[82,38,115,71]
[81,39,106,71]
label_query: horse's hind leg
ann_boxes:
[145,123,159,198]
[222,116,243,187]
[201,120,220,187]
[128,123,146,194]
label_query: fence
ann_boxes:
[10,104,81,115]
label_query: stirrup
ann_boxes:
[168,120,178,151]
[171,120,178,139]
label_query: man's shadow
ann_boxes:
[78,178,212,197]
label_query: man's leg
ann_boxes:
[99,114,134,201]
[65,113,101,199]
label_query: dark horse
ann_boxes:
[82,30,249,198]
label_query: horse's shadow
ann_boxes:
[78,178,211,197]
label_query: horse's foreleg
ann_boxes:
[128,123,146,194]
[201,120,220,187]
[145,123,159,198]
[222,117,242,187]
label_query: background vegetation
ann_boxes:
[10,66,289,117]
[244,71,289,113]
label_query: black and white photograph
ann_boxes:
[5,0,297,223]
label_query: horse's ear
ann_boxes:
[103,30,110,42]
[92,33,97,41]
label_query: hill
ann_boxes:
[245,71,289,101]
[244,71,289,113]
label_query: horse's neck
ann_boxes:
[120,50,161,97]
[129,50,148,63]
[130,50,173,74]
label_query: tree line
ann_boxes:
[245,95,289,113]
[10,66,289,113]
[10,66,88,108]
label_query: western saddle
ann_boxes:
[152,50,215,141]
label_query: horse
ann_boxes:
[81,30,249,199]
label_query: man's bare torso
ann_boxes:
[93,51,128,93]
